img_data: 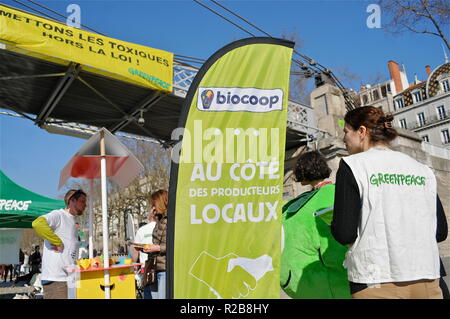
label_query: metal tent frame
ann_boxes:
[1,46,325,150]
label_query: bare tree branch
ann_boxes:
[400,22,441,36]
[378,0,450,50]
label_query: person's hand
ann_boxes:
[133,246,143,252]
[51,243,64,253]
[143,245,160,253]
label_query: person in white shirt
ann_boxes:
[132,207,156,299]
[332,106,446,299]
[22,252,30,274]
[32,189,87,299]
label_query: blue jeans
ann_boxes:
[13,264,21,277]
[143,284,152,299]
[148,271,166,299]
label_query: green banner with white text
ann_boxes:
[167,37,294,299]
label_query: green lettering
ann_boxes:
[406,175,411,185]
[393,174,400,185]
[369,173,428,187]
[389,174,395,184]
[370,174,379,186]
[384,174,390,184]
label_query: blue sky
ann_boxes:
[1,0,449,198]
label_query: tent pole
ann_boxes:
[100,130,111,299]
[89,178,94,259]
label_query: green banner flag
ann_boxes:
[167,37,294,299]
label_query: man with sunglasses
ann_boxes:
[32,189,87,299]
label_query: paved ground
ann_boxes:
[0,273,42,299]
[0,280,30,299]
[280,257,450,299]
[3,259,450,299]
[442,256,450,289]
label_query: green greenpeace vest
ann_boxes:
[281,184,351,299]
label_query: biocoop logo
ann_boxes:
[197,87,283,112]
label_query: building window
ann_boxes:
[381,85,387,98]
[394,97,405,109]
[437,105,446,120]
[412,90,423,103]
[362,94,368,105]
[399,118,407,129]
[441,79,450,93]
[417,112,426,126]
[387,83,391,92]
[422,135,429,142]
[372,90,380,101]
[442,129,450,144]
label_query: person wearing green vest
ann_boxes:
[281,151,351,299]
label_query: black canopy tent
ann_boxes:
[0,47,308,150]
[0,48,184,146]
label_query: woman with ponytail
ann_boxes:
[331,106,447,299]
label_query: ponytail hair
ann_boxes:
[344,106,398,144]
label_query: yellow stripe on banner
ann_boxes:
[0,5,173,92]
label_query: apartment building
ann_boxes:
[393,61,450,149]
[357,59,450,150]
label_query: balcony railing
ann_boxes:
[407,109,450,130]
